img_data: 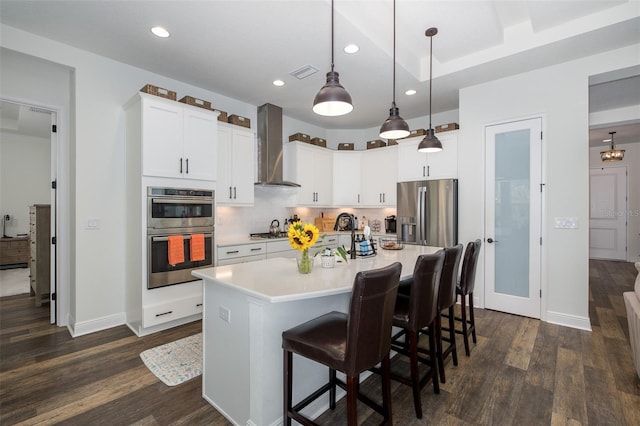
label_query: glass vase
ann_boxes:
[297,249,313,274]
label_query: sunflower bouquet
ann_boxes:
[288,222,349,273]
[287,222,320,273]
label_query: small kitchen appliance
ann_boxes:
[384,215,396,234]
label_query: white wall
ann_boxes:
[0,132,51,236]
[589,142,640,261]
[459,43,640,330]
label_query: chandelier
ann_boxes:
[600,131,624,162]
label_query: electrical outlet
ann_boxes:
[219,306,231,323]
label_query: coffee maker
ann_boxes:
[384,215,396,234]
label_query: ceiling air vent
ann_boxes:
[289,64,319,80]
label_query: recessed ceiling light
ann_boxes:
[151,26,170,38]
[273,80,285,87]
[344,44,359,54]
[405,89,417,95]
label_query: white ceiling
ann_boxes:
[1,0,639,144]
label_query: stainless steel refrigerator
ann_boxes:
[396,179,458,247]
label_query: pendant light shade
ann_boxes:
[379,0,410,139]
[600,131,625,162]
[313,0,353,117]
[418,27,442,153]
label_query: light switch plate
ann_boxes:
[554,217,579,229]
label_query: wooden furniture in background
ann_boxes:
[29,204,50,307]
[0,236,29,267]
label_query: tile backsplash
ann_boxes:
[215,186,396,241]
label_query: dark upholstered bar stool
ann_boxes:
[455,239,482,356]
[282,262,402,426]
[388,251,445,419]
[433,244,463,383]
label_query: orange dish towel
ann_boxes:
[167,235,185,265]
[190,234,205,262]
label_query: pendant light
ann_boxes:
[600,131,625,162]
[313,0,353,116]
[417,27,442,153]
[379,0,410,139]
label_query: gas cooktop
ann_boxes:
[249,232,288,240]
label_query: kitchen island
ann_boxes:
[193,244,441,426]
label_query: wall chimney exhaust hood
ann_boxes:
[255,103,301,187]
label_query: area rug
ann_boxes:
[140,333,202,386]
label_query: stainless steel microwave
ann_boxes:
[147,187,214,230]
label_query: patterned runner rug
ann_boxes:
[140,333,202,386]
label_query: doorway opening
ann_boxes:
[0,100,58,323]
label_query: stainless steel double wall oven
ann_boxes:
[146,187,214,289]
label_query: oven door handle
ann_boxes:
[151,198,213,205]
[151,234,212,242]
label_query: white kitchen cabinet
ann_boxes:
[139,93,218,181]
[333,151,362,206]
[284,142,333,206]
[361,146,397,206]
[266,240,298,260]
[397,130,458,181]
[217,122,255,205]
[217,242,267,265]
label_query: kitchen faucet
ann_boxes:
[349,214,357,259]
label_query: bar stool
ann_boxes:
[434,244,463,383]
[282,262,402,426]
[388,251,445,419]
[455,239,482,356]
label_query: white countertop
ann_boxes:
[193,244,441,303]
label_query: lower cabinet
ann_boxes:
[217,242,267,265]
[143,294,203,328]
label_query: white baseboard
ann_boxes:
[546,310,592,331]
[68,311,126,337]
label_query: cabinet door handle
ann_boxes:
[186,158,189,174]
[250,247,263,252]
[155,310,173,317]
[229,186,233,199]
[180,158,183,174]
[196,303,203,307]
[358,194,360,204]
[427,165,430,177]
[233,187,237,199]
[226,250,240,254]
[423,166,426,177]
[383,193,386,203]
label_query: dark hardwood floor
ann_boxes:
[1,259,639,425]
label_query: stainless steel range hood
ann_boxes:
[255,103,301,187]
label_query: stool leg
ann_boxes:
[329,369,337,409]
[427,326,440,395]
[435,313,446,383]
[469,291,477,344]
[346,375,358,425]
[381,353,393,424]
[283,350,292,426]
[408,330,423,419]
[460,295,470,356]
[448,305,458,366]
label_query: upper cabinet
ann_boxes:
[361,146,397,206]
[217,122,255,205]
[135,93,218,181]
[397,130,458,181]
[333,151,362,206]
[284,142,333,206]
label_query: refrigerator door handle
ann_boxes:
[418,186,426,245]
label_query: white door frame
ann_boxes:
[2,96,68,328]
[484,116,544,319]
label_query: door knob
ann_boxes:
[487,237,497,243]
